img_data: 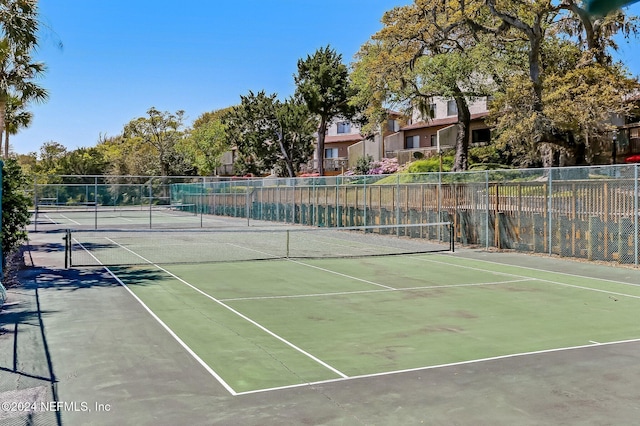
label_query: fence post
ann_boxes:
[396,174,400,235]
[200,177,205,227]
[363,176,367,227]
[149,178,153,229]
[635,164,639,266]
[485,170,489,250]
[548,168,553,256]
[33,176,38,232]
[246,180,250,227]
[94,176,98,230]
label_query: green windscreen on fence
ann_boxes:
[33,164,640,267]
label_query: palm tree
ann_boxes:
[2,94,32,155]
[0,0,49,158]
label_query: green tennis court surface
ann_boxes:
[33,205,202,229]
[103,252,640,395]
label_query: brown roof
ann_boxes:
[325,133,365,144]
[401,112,489,130]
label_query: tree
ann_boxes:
[178,109,231,176]
[295,46,356,176]
[56,146,108,175]
[1,158,30,269]
[2,95,31,154]
[123,107,190,176]
[353,1,496,171]
[224,91,315,177]
[0,0,49,158]
[479,0,639,166]
[35,140,66,174]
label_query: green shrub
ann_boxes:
[2,159,31,266]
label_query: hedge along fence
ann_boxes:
[173,165,640,266]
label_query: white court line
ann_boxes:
[105,237,348,381]
[220,278,532,302]
[288,259,396,290]
[412,256,640,301]
[42,214,60,225]
[71,238,238,395]
[226,243,396,290]
[235,337,640,396]
[104,267,238,395]
[58,213,81,225]
[439,254,640,288]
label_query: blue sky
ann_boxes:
[11,0,640,155]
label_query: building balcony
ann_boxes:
[385,147,439,165]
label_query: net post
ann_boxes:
[449,221,455,252]
[63,229,70,269]
[286,229,290,258]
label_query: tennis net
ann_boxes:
[67,222,454,266]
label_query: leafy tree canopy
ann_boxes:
[295,45,357,175]
[224,91,315,177]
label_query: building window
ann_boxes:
[337,122,351,134]
[447,100,457,116]
[325,148,339,158]
[430,135,437,147]
[387,119,398,132]
[405,135,420,149]
[472,128,491,144]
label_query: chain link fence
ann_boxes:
[30,164,640,266]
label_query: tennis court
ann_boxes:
[33,204,224,230]
[68,223,640,396]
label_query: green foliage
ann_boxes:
[352,155,374,175]
[122,107,192,176]
[55,147,108,175]
[178,113,229,176]
[0,0,49,158]
[2,158,30,263]
[407,154,454,173]
[32,141,66,175]
[295,45,358,175]
[225,91,315,177]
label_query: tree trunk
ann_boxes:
[540,143,554,168]
[316,118,327,176]
[277,135,295,177]
[0,100,6,159]
[452,90,471,172]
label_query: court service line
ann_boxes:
[58,214,81,225]
[105,237,349,380]
[234,337,640,396]
[413,256,640,301]
[71,239,238,395]
[220,278,532,302]
[226,243,396,290]
[440,254,640,288]
[42,214,60,225]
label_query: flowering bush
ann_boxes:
[368,157,399,174]
[345,157,399,175]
